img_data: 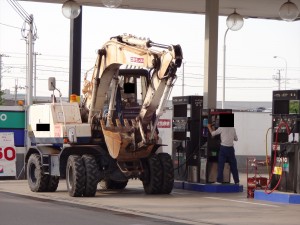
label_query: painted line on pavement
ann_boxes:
[204,197,280,207]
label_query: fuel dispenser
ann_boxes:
[200,109,232,183]
[270,90,300,193]
[172,96,203,182]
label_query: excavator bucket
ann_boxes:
[100,119,133,159]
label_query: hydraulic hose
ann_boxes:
[264,120,290,194]
[265,127,272,175]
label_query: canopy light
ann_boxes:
[62,0,81,19]
[102,0,122,8]
[226,9,244,31]
[279,0,299,21]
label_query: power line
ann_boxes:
[0,54,10,90]
[0,22,22,30]
[7,0,31,23]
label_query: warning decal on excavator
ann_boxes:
[157,119,171,128]
[54,124,61,137]
[130,57,144,64]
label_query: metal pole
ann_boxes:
[26,15,34,106]
[281,58,287,90]
[0,54,8,91]
[222,28,229,109]
[34,52,38,102]
[284,59,287,90]
[274,56,287,90]
[0,55,2,91]
[182,62,185,96]
[14,79,18,105]
[69,7,82,98]
[278,70,281,90]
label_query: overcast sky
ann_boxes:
[1,1,300,102]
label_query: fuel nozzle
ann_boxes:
[176,143,184,152]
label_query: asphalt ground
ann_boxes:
[1,174,300,225]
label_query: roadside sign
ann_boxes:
[0,132,16,177]
[0,111,25,129]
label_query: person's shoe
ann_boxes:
[215,182,222,185]
[235,183,240,185]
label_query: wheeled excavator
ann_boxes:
[25,34,183,197]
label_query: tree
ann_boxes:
[0,90,4,105]
[289,100,299,114]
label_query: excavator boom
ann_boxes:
[81,34,183,161]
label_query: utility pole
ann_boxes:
[33,52,41,102]
[7,0,37,106]
[26,14,35,106]
[14,78,25,105]
[0,54,2,91]
[273,56,287,90]
[0,54,9,90]
[14,79,19,105]
[273,69,282,90]
[8,0,37,152]
[182,62,185,96]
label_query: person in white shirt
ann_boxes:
[207,114,239,185]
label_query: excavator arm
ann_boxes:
[81,34,183,160]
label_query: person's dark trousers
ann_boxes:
[217,145,240,184]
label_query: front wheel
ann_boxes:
[66,155,86,197]
[157,153,174,194]
[142,155,163,194]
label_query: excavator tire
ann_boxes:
[66,155,86,197]
[27,154,49,192]
[99,179,128,190]
[82,155,99,197]
[142,155,163,194]
[46,175,59,192]
[157,153,174,194]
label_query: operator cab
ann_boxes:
[104,67,150,125]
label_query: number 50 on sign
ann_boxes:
[0,147,16,161]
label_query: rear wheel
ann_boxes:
[66,155,86,197]
[142,155,163,194]
[27,154,48,192]
[82,155,99,197]
[99,179,128,190]
[157,153,174,194]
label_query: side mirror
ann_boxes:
[48,77,56,91]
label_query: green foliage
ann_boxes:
[0,90,4,105]
[289,100,299,114]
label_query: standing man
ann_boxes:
[207,114,239,185]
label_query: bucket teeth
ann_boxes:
[124,119,130,128]
[108,118,114,127]
[100,119,105,128]
[101,118,134,133]
[115,118,122,128]
[131,119,137,127]
[100,118,135,159]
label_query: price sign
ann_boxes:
[0,147,16,161]
[0,132,16,176]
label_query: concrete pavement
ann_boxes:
[1,174,300,225]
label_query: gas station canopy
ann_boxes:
[21,0,300,108]
[25,0,300,20]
